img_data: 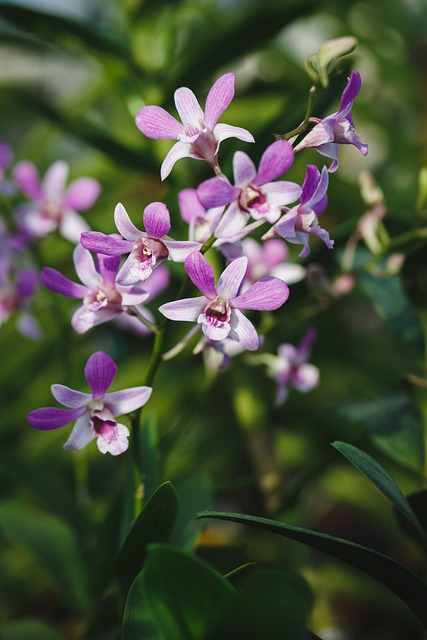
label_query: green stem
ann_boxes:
[275,84,319,143]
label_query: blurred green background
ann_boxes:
[1,0,427,638]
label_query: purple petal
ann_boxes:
[304,166,329,214]
[143,202,170,239]
[315,143,339,173]
[71,305,120,334]
[197,176,238,209]
[214,123,255,144]
[184,251,217,298]
[59,210,90,243]
[13,161,43,199]
[119,286,150,306]
[42,267,87,299]
[204,73,235,129]
[63,414,94,450]
[96,420,130,456]
[339,71,361,113]
[298,328,317,360]
[16,268,38,298]
[229,309,259,350]
[141,264,170,297]
[114,203,142,241]
[27,406,85,430]
[163,239,201,262]
[178,188,206,223]
[232,276,289,311]
[135,105,182,139]
[274,208,298,240]
[255,140,295,185]
[96,251,121,284]
[216,256,247,299]
[174,87,204,126]
[51,384,90,408]
[262,181,302,206]
[233,151,256,187]
[159,296,206,321]
[300,165,321,205]
[73,244,99,287]
[42,161,68,201]
[84,351,117,398]
[105,386,152,415]
[294,120,334,151]
[160,141,193,181]
[64,178,101,211]
[214,202,249,239]
[261,238,288,268]
[81,231,133,256]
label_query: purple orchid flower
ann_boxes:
[239,237,306,290]
[0,141,13,183]
[267,164,333,258]
[269,329,319,406]
[159,250,289,351]
[178,188,224,244]
[27,351,152,455]
[197,140,301,238]
[81,202,200,286]
[42,242,150,333]
[13,160,100,242]
[294,71,368,172]
[135,73,254,180]
[0,267,40,339]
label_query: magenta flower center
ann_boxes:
[239,185,267,213]
[89,407,117,436]
[40,200,63,221]
[205,296,231,323]
[84,281,122,311]
[132,237,168,267]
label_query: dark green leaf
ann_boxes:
[171,474,213,548]
[0,501,88,613]
[116,481,179,595]
[122,569,158,640]
[197,510,427,629]
[2,619,66,640]
[402,242,427,310]
[141,544,235,640]
[138,414,159,502]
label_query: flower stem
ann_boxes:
[275,84,319,143]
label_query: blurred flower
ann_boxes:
[81,202,200,285]
[27,351,152,455]
[0,267,40,339]
[0,141,13,185]
[159,251,289,351]
[13,160,100,242]
[178,188,224,243]
[135,72,254,179]
[294,71,368,172]
[267,164,332,258]
[42,242,150,333]
[239,237,305,289]
[197,140,301,238]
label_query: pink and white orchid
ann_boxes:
[81,202,200,286]
[159,251,289,351]
[27,351,152,455]
[135,73,254,180]
[13,160,100,242]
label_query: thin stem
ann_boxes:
[275,84,319,143]
[126,305,161,334]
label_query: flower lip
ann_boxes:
[204,296,231,323]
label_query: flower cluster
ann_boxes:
[21,67,367,454]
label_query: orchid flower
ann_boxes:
[159,251,289,351]
[178,188,224,243]
[294,71,368,172]
[0,141,13,186]
[197,140,301,238]
[266,165,333,258]
[135,73,254,180]
[0,267,40,339]
[42,243,151,333]
[238,238,306,290]
[13,160,100,242]
[81,202,200,286]
[27,351,152,455]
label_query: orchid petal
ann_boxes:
[159,296,206,321]
[51,384,91,408]
[27,406,85,430]
[141,264,170,297]
[339,71,361,113]
[73,244,99,287]
[214,202,249,239]
[163,239,201,262]
[71,306,120,333]
[214,123,255,144]
[96,420,130,456]
[216,256,247,299]
[204,73,235,129]
[178,188,206,223]
[143,202,170,239]
[105,386,152,415]
[114,203,142,241]
[300,165,321,204]
[184,251,217,298]
[135,105,182,139]
[84,351,117,398]
[42,161,68,201]
[232,276,289,311]
[260,238,288,268]
[119,285,150,306]
[42,267,87,299]
[262,181,302,206]
[174,87,204,126]
[80,231,133,256]
[293,363,320,392]
[160,141,193,181]
[233,151,256,186]
[59,209,90,243]
[197,177,238,209]
[229,309,259,350]
[200,317,231,341]
[255,140,295,185]
[63,414,95,450]
[97,252,121,284]
[13,161,43,199]
[64,178,101,211]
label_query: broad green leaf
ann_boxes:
[171,474,213,548]
[197,511,427,629]
[0,501,88,613]
[122,569,158,640]
[2,619,66,640]
[116,481,179,595]
[333,441,427,550]
[141,544,235,640]
[206,569,313,640]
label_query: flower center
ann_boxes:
[83,280,122,311]
[40,200,63,221]
[205,296,230,323]
[239,185,267,213]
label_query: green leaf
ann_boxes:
[394,489,427,544]
[138,414,159,502]
[141,544,235,640]
[171,474,213,548]
[197,510,427,629]
[2,619,66,640]
[116,481,179,595]
[122,569,158,640]
[0,501,88,613]
[332,441,427,550]
[206,569,313,640]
